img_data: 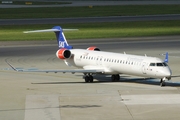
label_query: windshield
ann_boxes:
[149,62,168,67]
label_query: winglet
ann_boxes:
[164,52,168,63]
[5,60,23,72]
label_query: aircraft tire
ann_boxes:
[111,75,116,82]
[85,76,90,83]
[89,75,94,83]
[115,74,120,81]
[111,74,120,82]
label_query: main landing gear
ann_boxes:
[83,74,120,83]
[83,74,94,83]
[111,74,120,82]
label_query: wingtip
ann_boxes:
[5,60,19,71]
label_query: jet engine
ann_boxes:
[87,46,100,51]
[56,48,71,59]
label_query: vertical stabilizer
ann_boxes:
[52,26,73,49]
[164,52,168,63]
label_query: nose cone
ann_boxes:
[159,67,172,78]
[164,70,172,77]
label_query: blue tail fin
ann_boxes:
[164,52,168,63]
[52,26,73,49]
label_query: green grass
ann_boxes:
[0,1,71,5]
[0,5,180,19]
[1,21,180,41]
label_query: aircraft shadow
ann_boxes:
[94,75,180,87]
[32,75,180,87]
[0,105,101,112]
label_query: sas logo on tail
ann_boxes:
[59,41,65,48]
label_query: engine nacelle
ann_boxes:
[56,48,71,59]
[87,46,100,51]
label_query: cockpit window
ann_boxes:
[150,63,155,66]
[149,62,168,67]
[163,62,168,66]
[157,63,163,66]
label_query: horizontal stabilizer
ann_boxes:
[24,29,60,33]
[24,28,78,33]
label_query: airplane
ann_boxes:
[6,26,172,87]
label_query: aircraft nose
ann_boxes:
[164,71,171,77]
[161,68,172,77]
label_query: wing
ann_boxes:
[6,61,104,74]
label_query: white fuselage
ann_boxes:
[64,49,172,79]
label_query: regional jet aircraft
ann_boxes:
[7,26,172,87]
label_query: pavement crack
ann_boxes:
[125,104,134,120]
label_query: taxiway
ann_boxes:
[0,37,180,120]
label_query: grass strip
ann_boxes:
[0,20,180,41]
[14,1,70,5]
[0,5,180,19]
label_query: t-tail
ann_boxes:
[24,26,75,49]
[52,26,73,49]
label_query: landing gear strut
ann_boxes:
[111,74,120,82]
[160,79,166,87]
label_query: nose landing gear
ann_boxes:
[160,77,170,87]
[160,79,166,87]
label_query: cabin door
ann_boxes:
[142,62,147,74]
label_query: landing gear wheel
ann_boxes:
[115,74,120,82]
[85,76,90,83]
[111,75,116,82]
[84,75,94,83]
[111,74,120,82]
[89,75,94,83]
